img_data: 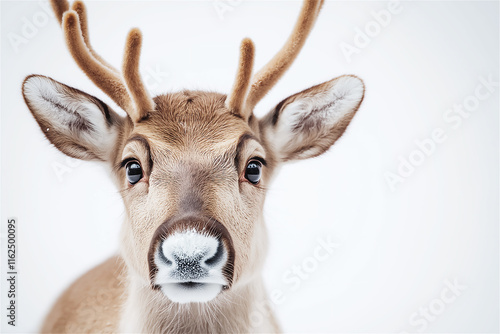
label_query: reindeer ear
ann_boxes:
[260,75,365,162]
[22,75,125,161]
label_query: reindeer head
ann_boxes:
[22,0,364,304]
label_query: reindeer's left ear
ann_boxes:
[260,75,365,162]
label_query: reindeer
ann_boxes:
[22,0,365,332]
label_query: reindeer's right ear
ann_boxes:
[22,75,125,161]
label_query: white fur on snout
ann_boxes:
[163,229,219,262]
[154,229,228,304]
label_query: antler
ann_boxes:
[226,0,324,120]
[50,0,153,122]
[226,38,255,116]
[123,29,155,117]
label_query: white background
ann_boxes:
[1,1,498,333]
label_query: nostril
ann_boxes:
[205,241,224,266]
[158,244,173,266]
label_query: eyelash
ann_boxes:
[249,156,267,166]
[118,157,138,170]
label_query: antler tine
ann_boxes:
[226,38,255,118]
[62,10,134,112]
[123,29,155,121]
[50,0,154,122]
[51,0,117,74]
[70,1,120,74]
[50,0,69,25]
[242,0,324,115]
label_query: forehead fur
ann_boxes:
[133,91,252,152]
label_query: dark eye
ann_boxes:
[245,160,262,184]
[126,161,143,185]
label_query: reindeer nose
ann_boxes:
[148,216,235,304]
[159,230,226,280]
